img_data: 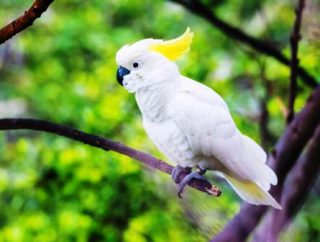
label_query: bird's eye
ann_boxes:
[133,62,139,68]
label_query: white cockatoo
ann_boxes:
[115,28,281,209]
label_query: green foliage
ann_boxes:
[0,0,319,241]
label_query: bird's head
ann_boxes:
[115,28,193,93]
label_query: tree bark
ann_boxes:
[0,0,54,45]
[253,125,320,242]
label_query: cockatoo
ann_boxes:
[115,28,281,209]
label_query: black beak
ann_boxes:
[116,66,130,86]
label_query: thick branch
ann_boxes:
[287,0,305,123]
[253,125,320,242]
[0,118,221,197]
[0,0,54,45]
[211,85,320,242]
[170,0,318,88]
[276,125,320,230]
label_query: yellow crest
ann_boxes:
[149,28,194,61]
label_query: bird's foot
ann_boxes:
[177,169,207,198]
[171,165,207,198]
[171,165,192,184]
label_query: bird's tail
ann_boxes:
[223,174,282,209]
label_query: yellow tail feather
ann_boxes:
[224,174,282,209]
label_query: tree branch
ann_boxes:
[170,0,318,88]
[287,0,306,123]
[211,85,320,242]
[0,118,221,197]
[0,0,54,45]
[252,125,320,242]
[259,62,277,149]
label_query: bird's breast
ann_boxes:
[135,87,169,122]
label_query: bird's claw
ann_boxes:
[171,165,191,184]
[172,166,207,198]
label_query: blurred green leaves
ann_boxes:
[0,0,319,241]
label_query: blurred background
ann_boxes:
[0,0,319,241]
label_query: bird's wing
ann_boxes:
[176,77,229,111]
[168,77,275,187]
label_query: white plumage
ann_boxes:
[116,29,281,209]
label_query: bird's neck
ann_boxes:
[135,81,174,122]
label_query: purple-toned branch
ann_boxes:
[211,85,320,242]
[170,0,318,88]
[0,118,221,197]
[252,125,320,242]
[0,0,54,45]
[287,0,306,123]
